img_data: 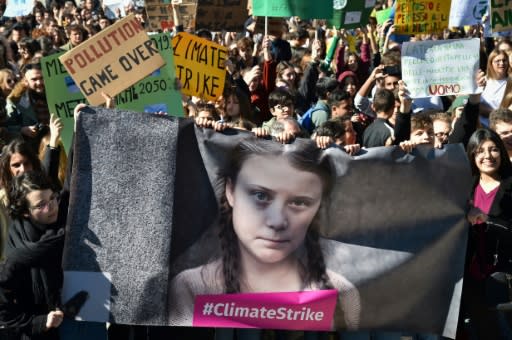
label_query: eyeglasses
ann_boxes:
[29,193,60,212]
[274,103,293,110]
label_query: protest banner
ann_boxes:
[102,0,125,19]
[328,0,376,30]
[59,14,165,106]
[449,0,488,27]
[195,0,248,32]
[63,110,469,338]
[4,0,33,17]
[376,7,392,25]
[42,33,183,152]
[490,0,512,32]
[145,1,174,31]
[252,0,333,20]
[401,38,480,98]
[394,0,451,35]
[172,32,227,101]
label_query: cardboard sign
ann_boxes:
[328,0,375,29]
[376,7,392,25]
[172,32,227,101]
[490,0,512,33]
[195,0,248,32]
[395,0,451,35]
[252,0,333,20]
[59,14,165,105]
[449,0,487,27]
[401,38,480,98]
[42,33,183,152]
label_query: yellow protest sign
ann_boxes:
[172,32,227,101]
[59,14,165,106]
[394,0,451,35]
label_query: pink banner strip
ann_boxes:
[193,290,338,330]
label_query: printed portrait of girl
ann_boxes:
[168,137,361,329]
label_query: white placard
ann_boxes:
[401,38,480,98]
[345,11,361,25]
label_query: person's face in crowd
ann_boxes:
[410,127,434,145]
[25,69,45,94]
[433,120,452,146]
[225,95,241,118]
[492,54,509,79]
[248,75,260,92]
[347,55,358,72]
[281,67,296,85]
[24,189,60,225]
[239,45,253,62]
[498,42,512,55]
[46,21,59,34]
[99,18,110,29]
[69,29,83,46]
[85,0,94,10]
[494,121,512,155]
[384,75,400,91]
[343,77,357,97]
[197,110,214,120]
[1,73,16,93]
[343,120,357,145]
[226,155,323,267]
[331,99,350,118]
[82,9,92,22]
[474,139,501,177]
[271,102,293,120]
[10,29,24,42]
[35,11,43,24]
[9,152,33,176]
[18,44,30,61]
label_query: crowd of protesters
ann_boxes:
[0,0,511,339]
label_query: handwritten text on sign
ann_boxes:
[394,0,451,35]
[172,32,227,101]
[401,38,480,98]
[59,14,165,105]
[490,0,512,33]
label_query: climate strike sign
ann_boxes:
[401,38,480,98]
[172,32,227,101]
[59,14,165,105]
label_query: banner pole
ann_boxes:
[265,16,268,37]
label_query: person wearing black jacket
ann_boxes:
[0,171,67,339]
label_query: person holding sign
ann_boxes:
[168,138,361,329]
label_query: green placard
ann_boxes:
[252,0,333,19]
[376,8,392,25]
[41,32,184,153]
[328,0,376,29]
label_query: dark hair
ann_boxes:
[223,87,251,122]
[327,88,351,108]
[268,88,294,108]
[196,102,220,121]
[315,116,351,141]
[467,128,512,178]
[315,77,338,100]
[0,139,42,190]
[9,171,57,218]
[373,89,395,113]
[219,138,334,293]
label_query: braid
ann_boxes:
[305,228,333,290]
[218,195,241,293]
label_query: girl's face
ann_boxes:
[10,152,33,176]
[226,155,323,267]
[347,55,358,72]
[492,53,509,79]
[226,95,241,118]
[1,74,15,92]
[343,120,357,145]
[25,189,59,225]
[281,67,296,85]
[344,77,357,97]
[474,140,501,177]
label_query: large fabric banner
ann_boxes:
[62,108,471,337]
